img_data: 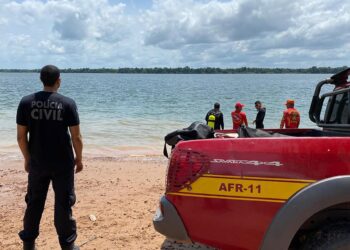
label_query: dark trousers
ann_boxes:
[19,167,77,247]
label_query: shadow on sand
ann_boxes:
[161,239,216,250]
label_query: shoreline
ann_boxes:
[0,143,165,162]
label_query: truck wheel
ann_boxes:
[301,221,350,250]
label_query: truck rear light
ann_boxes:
[166,149,209,192]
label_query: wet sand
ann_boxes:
[0,155,213,250]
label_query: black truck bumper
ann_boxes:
[153,196,191,242]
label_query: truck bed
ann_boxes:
[217,128,350,138]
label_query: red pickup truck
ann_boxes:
[153,69,350,250]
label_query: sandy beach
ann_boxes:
[0,154,213,250]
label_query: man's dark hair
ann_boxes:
[255,100,262,105]
[214,102,220,109]
[40,65,60,86]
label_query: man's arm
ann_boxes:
[243,114,248,127]
[205,112,209,123]
[280,112,286,129]
[296,112,301,128]
[220,113,224,129]
[17,125,30,172]
[69,125,83,173]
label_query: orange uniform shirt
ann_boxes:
[280,108,300,128]
[231,111,248,129]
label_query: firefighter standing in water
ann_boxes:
[280,99,300,128]
[231,102,248,129]
[205,102,224,130]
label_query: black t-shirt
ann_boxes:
[16,91,80,169]
[256,107,266,129]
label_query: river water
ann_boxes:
[0,73,330,157]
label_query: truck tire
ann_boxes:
[301,221,350,250]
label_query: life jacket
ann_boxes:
[208,114,216,129]
[284,108,300,128]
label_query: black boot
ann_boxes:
[23,241,35,250]
[61,243,80,250]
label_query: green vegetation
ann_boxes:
[0,66,348,74]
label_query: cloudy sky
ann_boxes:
[0,0,349,68]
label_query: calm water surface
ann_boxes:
[0,73,329,156]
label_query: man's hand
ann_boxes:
[252,120,256,125]
[69,125,83,173]
[75,159,83,173]
[24,159,30,173]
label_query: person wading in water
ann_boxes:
[231,102,248,129]
[205,102,224,130]
[280,99,300,129]
[252,100,266,129]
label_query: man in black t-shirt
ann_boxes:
[16,65,83,250]
[252,100,266,129]
[205,102,224,130]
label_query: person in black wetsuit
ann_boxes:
[253,101,266,129]
[16,65,83,250]
[205,102,224,130]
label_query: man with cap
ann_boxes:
[231,102,248,129]
[280,99,300,129]
[205,102,224,130]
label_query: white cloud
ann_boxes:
[0,17,8,25]
[147,0,350,67]
[53,12,89,40]
[0,0,349,68]
[39,40,65,54]
[142,0,298,49]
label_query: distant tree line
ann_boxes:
[0,66,348,74]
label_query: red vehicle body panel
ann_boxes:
[165,131,350,249]
[167,195,281,249]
